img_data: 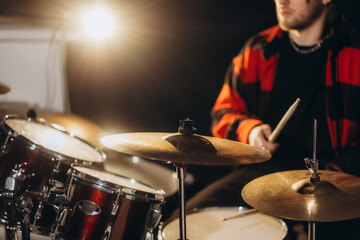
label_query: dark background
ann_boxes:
[66,0,277,135]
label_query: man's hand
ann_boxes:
[248,124,279,154]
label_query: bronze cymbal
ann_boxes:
[101,132,271,165]
[242,170,360,222]
[0,83,11,94]
[37,111,105,149]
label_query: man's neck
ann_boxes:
[288,12,327,46]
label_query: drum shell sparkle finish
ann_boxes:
[60,166,165,240]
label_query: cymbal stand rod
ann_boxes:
[312,119,317,169]
[308,222,316,240]
[305,119,320,183]
[176,163,187,240]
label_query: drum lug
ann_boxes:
[51,207,67,239]
[143,231,154,240]
[111,203,119,215]
[146,208,162,230]
[4,168,27,193]
[103,225,112,240]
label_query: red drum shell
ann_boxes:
[59,165,165,240]
[0,115,106,234]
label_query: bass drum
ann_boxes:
[158,206,288,240]
[103,151,178,198]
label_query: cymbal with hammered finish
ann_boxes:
[242,170,360,222]
[101,132,271,165]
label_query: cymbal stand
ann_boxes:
[308,222,316,240]
[304,119,319,240]
[166,118,196,240]
[175,162,187,240]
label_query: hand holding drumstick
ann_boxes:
[248,98,301,154]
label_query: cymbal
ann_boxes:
[0,83,11,94]
[101,132,271,165]
[242,170,360,222]
[37,111,105,149]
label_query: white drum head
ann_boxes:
[74,166,164,195]
[161,207,287,240]
[6,118,104,162]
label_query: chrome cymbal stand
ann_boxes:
[304,119,319,240]
[165,118,196,240]
[174,162,187,240]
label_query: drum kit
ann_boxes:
[0,104,359,240]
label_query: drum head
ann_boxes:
[161,207,287,240]
[5,117,105,163]
[104,152,177,198]
[71,165,165,199]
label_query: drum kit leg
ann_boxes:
[0,114,359,240]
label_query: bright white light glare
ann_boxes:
[132,156,140,164]
[81,6,115,41]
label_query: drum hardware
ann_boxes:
[144,207,163,240]
[146,208,162,230]
[1,167,34,240]
[101,118,271,240]
[303,120,319,240]
[50,206,68,240]
[110,190,121,215]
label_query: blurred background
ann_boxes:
[0,0,358,220]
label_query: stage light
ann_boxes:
[79,5,116,42]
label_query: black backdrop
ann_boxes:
[67,0,277,135]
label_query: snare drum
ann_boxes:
[57,165,165,240]
[0,115,106,233]
[159,207,287,240]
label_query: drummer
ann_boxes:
[183,0,360,239]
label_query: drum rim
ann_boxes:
[2,114,106,163]
[69,164,165,201]
[160,206,288,238]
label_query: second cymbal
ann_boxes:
[242,170,360,222]
[101,132,271,165]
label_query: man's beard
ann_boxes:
[277,0,325,31]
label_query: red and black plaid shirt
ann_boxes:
[211,25,360,174]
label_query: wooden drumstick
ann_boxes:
[223,209,259,221]
[268,98,301,143]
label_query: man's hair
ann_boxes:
[326,0,360,31]
[325,0,341,32]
